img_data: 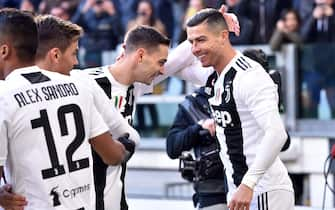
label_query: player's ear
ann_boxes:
[220,29,229,44]
[137,48,145,63]
[49,48,61,63]
[0,44,10,60]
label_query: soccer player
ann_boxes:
[0,8,125,210]
[83,25,170,210]
[33,15,141,210]
[185,9,294,210]
[34,15,140,147]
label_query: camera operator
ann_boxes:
[166,85,228,210]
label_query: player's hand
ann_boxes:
[0,184,27,210]
[219,4,240,36]
[116,44,126,61]
[228,184,253,210]
[117,133,136,161]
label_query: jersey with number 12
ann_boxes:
[0,66,108,210]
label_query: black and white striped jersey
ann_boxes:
[208,52,293,198]
[80,66,150,210]
[84,66,135,125]
[70,70,140,143]
[82,66,151,126]
[71,68,141,210]
[0,66,109,210]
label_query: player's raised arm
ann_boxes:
[149,9,240,89]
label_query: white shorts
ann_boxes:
[251,190,294,210]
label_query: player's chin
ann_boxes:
[144,78,153,85]
[200,61,211,68]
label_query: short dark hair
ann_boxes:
[0,8,37,62]
[125,25,170,53]
[186,8,228,31]
[35,15,83,60]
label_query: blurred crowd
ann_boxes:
[1,0,334,67]
[1,0,335,119]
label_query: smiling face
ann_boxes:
[187,21,228,69]
[134,44,168,85]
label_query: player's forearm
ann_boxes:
[241,111,287,189]
[173,62,213,86]
[103,108,140,147]
[152,40,195,86]
[110,117,140,147]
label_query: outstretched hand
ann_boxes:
[219,5,240,36]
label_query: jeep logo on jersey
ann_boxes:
[213,109,232,127]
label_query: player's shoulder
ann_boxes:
[0,80,5,95]
[4,66,68,88]
[80,66,110,78]
[232,53,264,74]
[231,53,269,82]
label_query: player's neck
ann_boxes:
[214,47,237,75]
[108,60,135,86]
[3,60,35,78]
[36,59,52,72]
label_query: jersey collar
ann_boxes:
[5,65,40,81]
[218,50,242,79]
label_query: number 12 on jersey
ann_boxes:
[31,104,89,179]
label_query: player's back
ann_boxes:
[0,66,106,210]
